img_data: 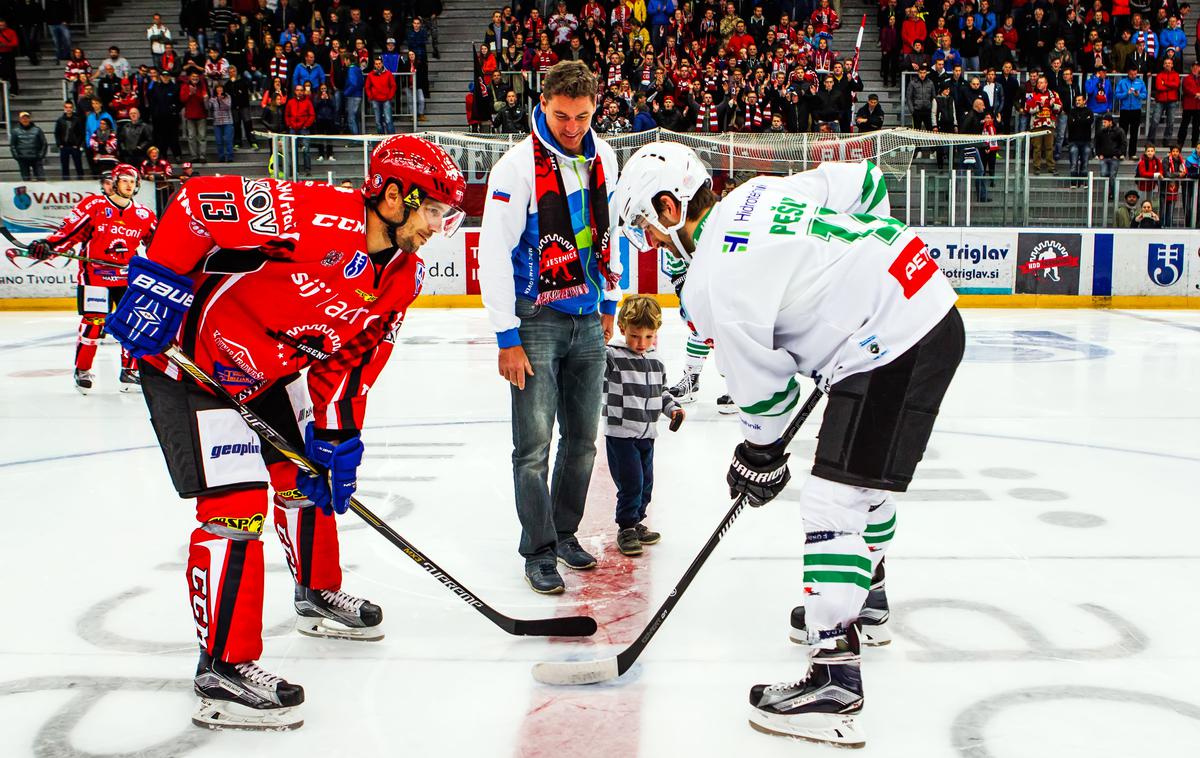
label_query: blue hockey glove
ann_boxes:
[107,256,194,358]
[295,423,364,516]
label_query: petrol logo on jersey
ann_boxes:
[355,288,378,302]
[207,514,265,534]
[344,250,370,279]
[888,237,937,299]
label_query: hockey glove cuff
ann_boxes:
[296,423,364,516]
[107,256,194,358]
[728,439,791,507]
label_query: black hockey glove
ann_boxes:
[26,239,55,260]
[727,439,791,507]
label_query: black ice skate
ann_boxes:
[749,626,865,748]
[192,651,304,731]
[118,368,141,393]
[716,394,737,415]
[790,561,890,647]
[73,369,93,395]
[668,370,700,404]
[294,585,384,641]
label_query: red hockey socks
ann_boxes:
[269,461,342,591]
[187,488,268,664]
[75,314,105,371]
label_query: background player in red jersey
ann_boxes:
[100,135,466,731]
[26,164,156,394]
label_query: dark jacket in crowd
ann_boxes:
[10,121,48,159]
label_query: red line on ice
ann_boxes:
[513,453,649,758]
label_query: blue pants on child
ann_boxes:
[606,436,654,529]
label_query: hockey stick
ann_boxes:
[0,224,126,268]
[531,386,825,685]
[164,345,598,638]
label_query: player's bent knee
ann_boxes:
[797,476,888,534]
[196,488,268,540]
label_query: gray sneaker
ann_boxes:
[524,560,565,594]
[556,537,597,570]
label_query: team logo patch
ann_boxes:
[491,190,511,203]
[371,174,383,189]
[322,250,344,267]
[721,232,750,254]
[1147,242,1184,287]
[344,250,369,279]
[213,361,257,387]
[105,207,113,218]
[136,207,150,220]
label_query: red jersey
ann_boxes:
[47,193,157,287]
[142,176,425,434]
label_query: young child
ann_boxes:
[604,295,685,556]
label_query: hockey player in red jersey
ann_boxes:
[26,164,157,394]
[101,135,467,731]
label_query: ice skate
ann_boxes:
[74,369,94,395]
[118,368,141,393]
[668,370,700,404]
[192,651,304,731]
[749,626,865,748]
[716,393,737,414]
[790,563,890,647]
[294,585,384,641]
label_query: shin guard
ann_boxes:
[188,488,268,664]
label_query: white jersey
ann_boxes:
[681,161,958,445]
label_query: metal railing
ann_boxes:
[357,71,419,135]
[1,80,10,135]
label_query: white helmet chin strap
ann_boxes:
[653,195,693,264]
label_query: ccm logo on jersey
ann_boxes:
[888,238,938,299]
[313,213,367,233]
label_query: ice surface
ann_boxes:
[0,308,1197,757]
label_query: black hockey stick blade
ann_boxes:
[0,223,102,266]
[0,224,26,249]
[532,387,825,684]
[164,346,597,638]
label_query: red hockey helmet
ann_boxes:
[363,135,467,237]
[110,163,141,196]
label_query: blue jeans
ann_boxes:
[50,24,71,61]
[213,123,233,161]
[1068,141,1092,177]
[606,436,654,529]
[371,100,393,134]
[510,299,605,562]
[345,96,362,134]
[290,127,311,171]
[1099,157,1120,180]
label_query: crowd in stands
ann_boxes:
[468,0,887,135]
[1,0,442,183]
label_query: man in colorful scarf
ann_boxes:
[479,61,622,594]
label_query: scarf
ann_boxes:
[983,119,999,151]
[695,103,719,131]
[531,130,617,304]
[743,101,770,129]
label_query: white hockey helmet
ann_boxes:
[612,141,712,261]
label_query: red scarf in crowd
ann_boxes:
[695,103,720,131]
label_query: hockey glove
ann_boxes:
[295,423,364,516]
[106,256,195,358]
[25,239,56,260]
[727,439,791,507]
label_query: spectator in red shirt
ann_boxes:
[1180,61,1200,149]
[0,17,19,95]
[179,72,208,163]
[726,20,755,57]
[1135,144,1164,194]
[285,83,315,173]
[900,8,926,54]
[365,56,396,134]
[1150,58,1181,145]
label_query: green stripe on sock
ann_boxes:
[804,570,873,590]
[866,514,897,534]
[804,553,872,572]
[864,529,895,545]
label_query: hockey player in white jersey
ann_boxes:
[612,143,964,748]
